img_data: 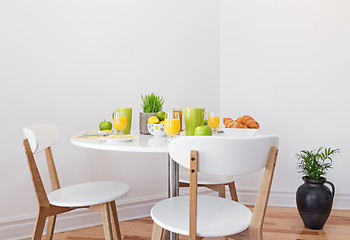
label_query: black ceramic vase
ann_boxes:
[296,176,335,230]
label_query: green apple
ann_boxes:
[157,111,166,121]
[194,125,212,136]
[99,120,112,131]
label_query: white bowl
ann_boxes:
[148,124,166,137]
[222,128,259,137]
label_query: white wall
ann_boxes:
[0,1,219,238]
[220,0,350,208]
[1,0,350,238]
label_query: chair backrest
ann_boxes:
[23,125,60,154]
[169,135,279,239]
[22,125,61,207]
[169,135,279,176]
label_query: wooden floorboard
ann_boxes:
[26,206,350,240]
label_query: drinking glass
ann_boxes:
[113,111,127,135]
[184,108,206,136]
[113,108,132,134]
[164,112,181,139]
[208,112,220,132]
[173,108,183,131]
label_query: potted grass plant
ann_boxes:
[296,147,339,230]
[139,93,165,134]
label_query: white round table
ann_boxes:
[71,133,169,153]
[71,133,179,240]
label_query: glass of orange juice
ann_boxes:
[113,111,127,135]
[208,112,220,132]
[164,112,181,139]
[173,108,183,131]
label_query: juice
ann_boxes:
[113,117,127,131]
[209,116,220,129]
[164,119,181,136]
[116,108,132,134]
[173,109,183,130]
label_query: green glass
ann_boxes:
[184,108,210,136]
[112,108,132,134]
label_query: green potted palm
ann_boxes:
[139,93,165,134]
[296,147,339,230]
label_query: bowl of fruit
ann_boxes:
[147,114,166,137]
[148,123,166,137]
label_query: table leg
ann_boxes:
[168,153,179,240]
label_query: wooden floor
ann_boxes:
[29,206,350,240]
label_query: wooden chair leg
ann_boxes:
[45,215,56,240]
[152,222,164,240]
[101,203,113,240]
[33,208,47,240]
[162,229,170,240]
[218,184,226,198]
[228,182,238,202]
[109,201,122,240]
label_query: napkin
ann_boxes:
[73,136,101,139]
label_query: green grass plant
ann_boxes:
[141,93,165,113]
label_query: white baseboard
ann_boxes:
[1,188,349,240]
[0,194,167,240]
[236,187,350,210]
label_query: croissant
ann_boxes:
[236,115,259,129]
[223,118,233,127]
[223,118,248,128]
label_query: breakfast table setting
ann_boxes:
[70,93,262,240]
[70,104,260,157]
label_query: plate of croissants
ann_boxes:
[223,115,260,137]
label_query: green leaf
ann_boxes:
[296,147,339,180]
[141,92,165,113]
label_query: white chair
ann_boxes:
[22,125,130,240]
[151,135,279,240]
[179,169,238,201]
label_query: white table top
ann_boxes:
[71,132,263,153]
[71,133,170,153]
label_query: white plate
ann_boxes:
[104,135,134,143]
[223,128,259,137]
[78,130,113,137]
[104,138,133,143]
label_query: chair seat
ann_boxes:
[151,195,252,237]
[48,181,130,207]
[179,171,236,185]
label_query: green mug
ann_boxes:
[112,108,132,134]
[184,108,210,136]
